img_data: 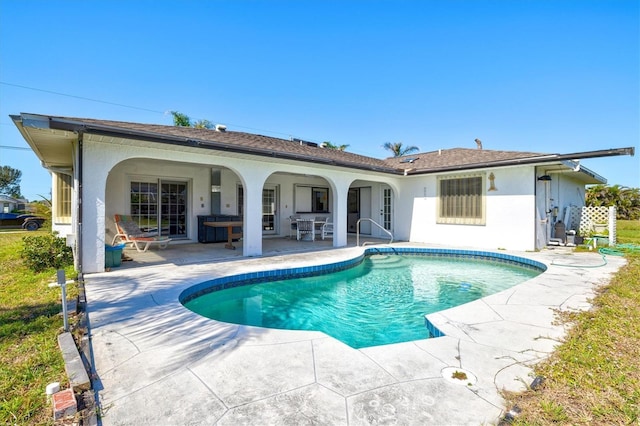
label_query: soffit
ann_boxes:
[16,125,75,168]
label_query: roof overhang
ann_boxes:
[11,113,635,180]
[539,160,607,184]
[10,114,76,170]
[403,147,635,177]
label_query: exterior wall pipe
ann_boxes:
[534,169,539,249]
[76,131,84,280]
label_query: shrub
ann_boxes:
[21,233,73,272]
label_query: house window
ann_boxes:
[312,187,329,213]
[55,173,73,224]
[437,174,486,225]
[294,185,330,213]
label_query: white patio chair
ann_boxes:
[296,219,315,241]
[288,215,300,238]
[321,217,333,240]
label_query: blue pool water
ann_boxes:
[182,250,544,348]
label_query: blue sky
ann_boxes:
[1,0,638,201]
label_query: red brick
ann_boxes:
[52,388,77,420]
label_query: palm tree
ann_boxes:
[586,184,640,220]
[171,111,191,127]
[171,111,214,129]
[322,141,349,151]
[192,119,214,129]
[383,142,420,157]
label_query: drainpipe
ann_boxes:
[534,171,539,249]
[76,132,84,281]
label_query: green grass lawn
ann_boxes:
[507,219,640,425]
[617,219,640,245]
[0,231,76,426]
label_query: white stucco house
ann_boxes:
[0,195,23,213]
[11,113,634,274]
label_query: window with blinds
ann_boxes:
[437,174,486,225]
[55,173,73,224]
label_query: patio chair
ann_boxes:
[112,214,172,252]
[289,215,300,239]
[296,218,315,241]
[321,217,334,240]
[314,216,327,237]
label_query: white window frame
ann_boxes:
[54,173,73,224]
[294,184,330,213]
[437,173,486,225]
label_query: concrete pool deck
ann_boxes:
[86,243,626,425]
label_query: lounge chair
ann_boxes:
[112,214,172,252]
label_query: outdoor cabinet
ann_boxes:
[197,215,242,243]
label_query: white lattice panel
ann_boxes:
[569,206,616,245]
[568,206,582,231]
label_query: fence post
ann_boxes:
[57,270,69,332]
[609,206,617,246]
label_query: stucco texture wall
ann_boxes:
[396,166,537,251]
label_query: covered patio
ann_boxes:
[107,235,384,271]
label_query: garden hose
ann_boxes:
[550,243,639,268]
[551,252,608,268]
[598,247,625,256]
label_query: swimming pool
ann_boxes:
[181,248,546,348]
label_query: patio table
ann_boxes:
[203,221,243,249]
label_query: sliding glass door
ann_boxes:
[130,180,187,239]
[161,181,187,237]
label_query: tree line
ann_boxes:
[171,111,417,157]
[586,184,640,220]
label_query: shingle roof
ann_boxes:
[382,148,547,173]
[30,115,628,178]
[53,116,400,173]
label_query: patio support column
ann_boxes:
[80,143,114,273]
[331,179,351,247]
[239,169,271,257]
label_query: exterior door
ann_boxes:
[161,181,187,238]
[359,187,372,234]
[262,185,278,234]
[381,186,393,233]
[347,188,359,232]
[347,187,372,234]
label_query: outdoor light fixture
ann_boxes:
[537,175,552,181]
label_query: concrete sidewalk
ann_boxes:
[86,244,625,425]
